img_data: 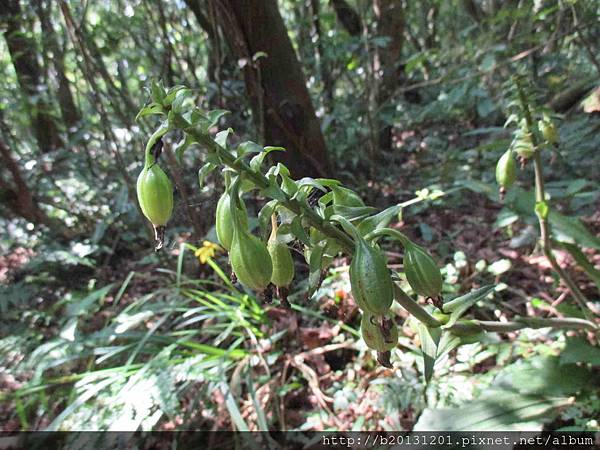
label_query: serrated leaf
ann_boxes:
[273,163,290,178]
[163,85,187,105]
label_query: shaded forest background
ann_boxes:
[1,0,600,434]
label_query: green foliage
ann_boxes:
[1,0,599,434]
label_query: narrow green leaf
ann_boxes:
[443,285,495,328]
[291,216,310,246]
[356,204,401,236]
[197,162,216,189]
[416,322,441,384]
[308,242,326,298]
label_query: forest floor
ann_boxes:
[2,123,600,432]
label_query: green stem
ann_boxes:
[394,283,442,328]
[448,316,597,334]
[185,124,355,252]
[144,139,155,168]
[164,110,595,333]
[515,78,592,320]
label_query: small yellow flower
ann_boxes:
[194,240,222,264]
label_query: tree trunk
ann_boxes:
[0,0,63,153]
[209,0,331,178]
[373,0,405,153]
[310,0,334,112]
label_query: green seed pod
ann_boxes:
[332,186,365,207]
[360,312,398,352]
[267,217,294,287]
[350,237,394,315]
[215,191,248,251]
[495,149,517,189]
[136,164,173,227]
[230,228,273,291]
[538,115,558,145]
[404,242,442,298]
[226,177,273,291]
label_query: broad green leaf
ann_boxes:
[317,191,334,207]
[559,337,600,366]
[414,391,570,431]
[548,210,600,250]
[494,356,591,396]
[558,242,600,291]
